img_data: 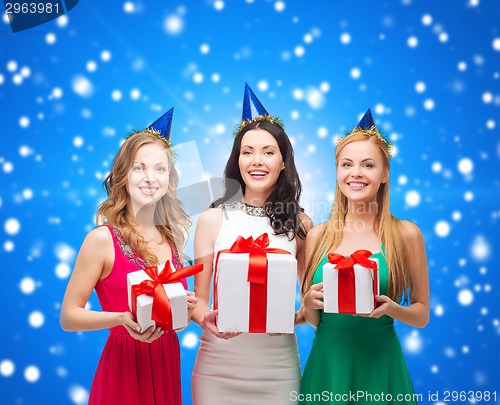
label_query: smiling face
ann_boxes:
[336,138,388,204]
[126,142,170,212]
[238,128,285,202]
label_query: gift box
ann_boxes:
[323,250,379,314]
[127,262,203,332]
[214,233,297,334]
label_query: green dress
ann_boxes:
[299,252,417,404]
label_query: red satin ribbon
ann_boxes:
[131,262,203,331]
[327,250,378,314]
[214,233,291,333]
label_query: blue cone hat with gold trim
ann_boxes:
[357,108,376,130]
[125,107,174,149]
[146,107,174,141]
[348,108,393,157]
[242,83,269,122]
[234,83,284,135]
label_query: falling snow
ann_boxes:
[1,2,499,404]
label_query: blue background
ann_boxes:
[1,0,499,404]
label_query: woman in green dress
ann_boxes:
[299,109,429,404]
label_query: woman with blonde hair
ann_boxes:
[60,108,197,405]
[300,109,429,404]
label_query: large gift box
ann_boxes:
[214,233,297,334]
[323,250,379,314]
[127,262,203,332]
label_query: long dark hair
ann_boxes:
[212,120,306,240]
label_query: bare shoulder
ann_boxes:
[197,207,223,229]
[75,226,114,271]
[82,226,113,254]
[194,208,222,257]
[84,226,113,247]
[399,220,424,243]
[195,207,223,245]
[299,211,314,232]
[307,223,325,242]
[309,223,325,237]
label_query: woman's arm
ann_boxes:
[301,224,325,328]
[60,227,163,343]
[192,208,241,339]
[371,220,430,328]
[294,211,314,326]
[59,227,137,332]
[191,208,220,325]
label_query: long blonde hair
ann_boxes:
[301,132,411,303]
[96,132,191,266]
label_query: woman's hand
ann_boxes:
[201,310,241,340]
[186,291,198,320]
[368,295,398,319]
[293,306,307,326]
[303,282,324,310]
[121,312,164,343]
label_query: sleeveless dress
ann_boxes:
[89,225,187,405]
[299,251,417,404]
[191,201,301,405]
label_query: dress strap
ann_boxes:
[169,242,183,270]
[104,224,183,270]
[103,224,148,269]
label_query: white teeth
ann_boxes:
[140,188,157,194]
[349,182,366,189]
[249,171,267,176]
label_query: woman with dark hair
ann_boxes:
[191,84,312,405]
[211,119,306,240]
[60,109,197,405]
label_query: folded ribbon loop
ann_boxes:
[327,250,378,313]
[230,234,270,285]
[327,250,376,271]
[132,262,203,330]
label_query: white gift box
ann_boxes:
[323,258,379,314]
[215,252,297,334]
[127,265,187,332]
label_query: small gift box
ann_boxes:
[214,233,297,334]
[323,250,379,314]
[127,262,203,332]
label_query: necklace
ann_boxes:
[221,200,266,217]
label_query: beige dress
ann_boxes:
[192,201,301,405]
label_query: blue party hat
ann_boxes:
[146,107,174,141]
[347,108,392,157]
[242,83,269,121]
[357,108,376,130]
[234,83,284,136]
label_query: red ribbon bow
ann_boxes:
[327,250,378,314]
[214,233,291,333]
[132,262,203,331]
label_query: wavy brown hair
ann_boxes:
[301,132,412,304]
[96,132,191,266]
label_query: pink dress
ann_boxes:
[89,225,187,405]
